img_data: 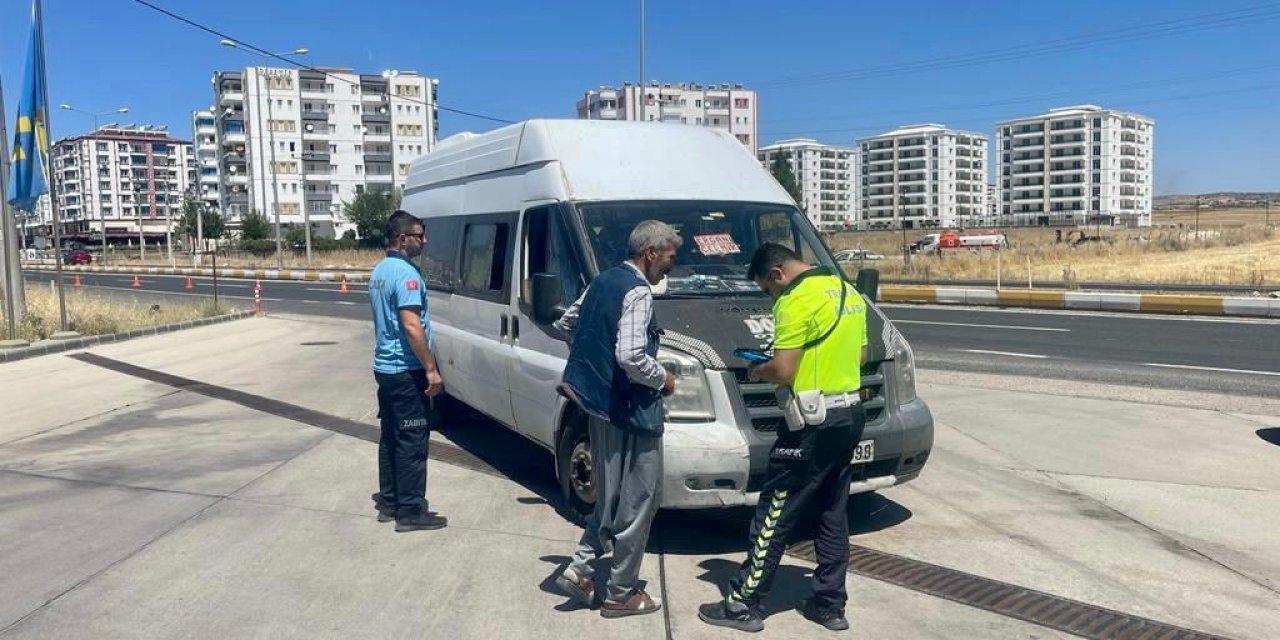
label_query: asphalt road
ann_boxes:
[25,270,1280,398]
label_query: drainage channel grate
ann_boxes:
[788,542,1232,640]
[69,353,500,478]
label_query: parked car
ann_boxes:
[61,249,92,265]
[834,249,885,263]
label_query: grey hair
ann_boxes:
[627,220,683,257]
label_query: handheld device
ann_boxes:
[733,348,773,363]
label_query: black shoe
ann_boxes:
[800,598,849,631]
[395,512,447,532]
[372,493,395,522]
[697,600,764,633]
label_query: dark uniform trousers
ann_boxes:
[374,369,432,517]
[728,404,867,609]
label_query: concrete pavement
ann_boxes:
[1,316,1277,638]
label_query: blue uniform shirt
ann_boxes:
[369,251,433,374]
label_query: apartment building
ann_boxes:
[35,125,193,244]
[757,139,855,230]
[211,66,438,237]
[996,105,1154,227]
[856,124,989,230]
[191,109,220,210]
[577,82,758,154]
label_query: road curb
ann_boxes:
[880,285,1280,318]
[22,264,371,283]
[0,310,258,364]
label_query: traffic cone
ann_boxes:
[131,275,141,288]
[184,276,194,290]
[339,276,349,294]
[72,274,82,288]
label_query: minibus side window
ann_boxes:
[459,221,511,300]
[521,206,584,313]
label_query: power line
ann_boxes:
[760,84,1280,138]
[757,2,1280,89]
[761,63,1280,126]
[129,0,514,124]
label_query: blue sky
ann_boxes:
[3,0,1277,195]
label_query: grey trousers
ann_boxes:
[568,416,663,601]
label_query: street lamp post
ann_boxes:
[59,104,128,265]
[220,40,308,271]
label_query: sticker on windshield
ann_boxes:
[694,233,741,256]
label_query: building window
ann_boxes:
[355,165,364,175]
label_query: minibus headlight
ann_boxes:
[658,349,716,421]
[891,331,918,405]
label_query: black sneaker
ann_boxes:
[799,598,849,631]
[697,600,764,633]
[395,512,447,532]
[371,493,395,522]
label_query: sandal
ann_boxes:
[555,569,595,607]
[600,589,662,618]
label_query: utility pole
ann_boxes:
[1194,195,1201,238]
[0,78,28,347]
[639,0,645,123]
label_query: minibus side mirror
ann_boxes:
[855,268,880,302]
[532,273,566,325]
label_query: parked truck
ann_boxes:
[913,231,1007,254]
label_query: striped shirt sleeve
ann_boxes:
[615,286,666,389]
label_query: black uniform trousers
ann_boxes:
[727,404,866,610]
[374,369,432,517]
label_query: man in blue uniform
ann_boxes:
[368,210,447,532]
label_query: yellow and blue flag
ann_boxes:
[8,0,49,212]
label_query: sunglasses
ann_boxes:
[399,232,425,241]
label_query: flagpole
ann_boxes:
[0,76,30,347]
[34,0,73,338]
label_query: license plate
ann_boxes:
[852,439,874,464]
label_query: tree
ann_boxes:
[240,210,272,241]
[342,189,402,247]
[769,152,804,207]
[176,188,225,248]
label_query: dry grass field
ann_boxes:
[1,288,233,342]
[828,208,1277,286]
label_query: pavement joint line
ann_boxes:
[0,417,344,636]
[1030,468,1269,493]
[0,389,184,449]
[0,483,224,636]
[1024,468,1280,600]
[0,467,227,501]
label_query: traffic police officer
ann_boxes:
[368,210,448,533]
[699,242,868,633]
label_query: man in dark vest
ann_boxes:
[553,220,681,618]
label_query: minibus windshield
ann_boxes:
[575,200,837,296]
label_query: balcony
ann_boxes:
[222,132,246,145]
[304,191,333,203]
[301,151,331,162]
[225,193,249,206]
[302,110,330,121]
[366,173,394,182]
[228,173,248,185]
[219,91,244,105]
[363,153,393,164]
[302,124,332,138]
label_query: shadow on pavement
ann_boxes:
[657,492,914,557]
[694,558,815,618]
[432,400,915,556]
[1257,428,1280,447]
